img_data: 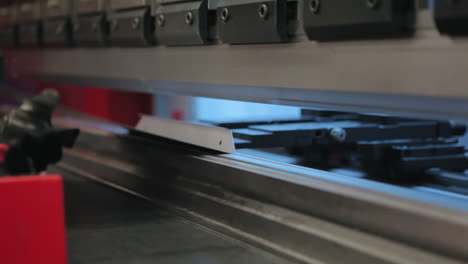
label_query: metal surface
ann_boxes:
[17,21,40,47]
[110,0,149,11]
[0,25,17,47]
[73,13,109,46]
[109,7,155,46]
[41,17,73,46]
[73,0,102,15]
[9,10,468,119]
[155,0,209,46]
[136,115,235,153]
[54,114,468,263]
[216,0,288,44]
[303,0,414,40]
[43,0,71,19]
[59,169,291,264]
[434,0,468,36]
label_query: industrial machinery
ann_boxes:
[2,0,468,263]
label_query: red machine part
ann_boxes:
[0,175,68,264]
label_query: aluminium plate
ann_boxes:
[136,115,236,153]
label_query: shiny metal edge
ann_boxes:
[136,115,235,153]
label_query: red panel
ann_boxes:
[0,175,68,264]
[36,83,153,126]
[83,87,153,126]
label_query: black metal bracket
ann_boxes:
[155,0,209,46]
[42,17,73,47]
[302,0,415,41]
[434,0,468,36]
[0,24,18,48]
[216,0,288,44]
[109,7,155,47]
[18,21,41,48]
[74,13,110,46]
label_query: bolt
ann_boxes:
[310,0,320,14]
[221,8,229,23]
[259,4,269,19]
[366,0,380,9]
[330,128,346,143]
[185,11,193,25]
[157,13,165,27]
[131,17,140,30]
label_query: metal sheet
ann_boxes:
[136,115,236,153]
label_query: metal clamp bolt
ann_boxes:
[259,4,269,19]
[221,8,229,23]
[310,0,320,14]
[157,13,165,27]
[131,17,140,30]
[330,128,346,143]
[185,11,193,25]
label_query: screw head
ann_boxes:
[221,8,229,23]
[258,4,269,19]
[330,128,346,143]
[309,0,320,14]
[131,17,140,30]
[366,0,380,9]
[157,13,165,27]
[185,11,193,25]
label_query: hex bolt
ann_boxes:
[131,17,140,30]
[258,4,269,19]
[221,8,229,23]
[330,128,346,143]
[157,13,165,27]
[185,11,193,25]
[366,0,380,9]
[310,0,320,14]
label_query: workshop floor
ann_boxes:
[61,172,290,264]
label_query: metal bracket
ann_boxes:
[0,24,18,48]
[74,13,110,46]
[434,0,468,36]
[302,0,415,41]
[42,17,74,47]
[18,21,41,48]
[155,0,209,46]
[216,0,288,44]
[108,7,155,46]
